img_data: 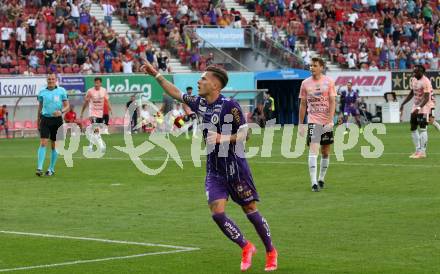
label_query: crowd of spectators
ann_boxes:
[0,0,263,74]
[249,0,440,70]
[3,0,439,73]
[0,0,182,74]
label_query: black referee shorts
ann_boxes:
[40,116,64,141]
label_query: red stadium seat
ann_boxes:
[114,117,124,126]
[13,121,24,129]
[64,66,73,73]
[24,120,33,129]
[37,67,47,74]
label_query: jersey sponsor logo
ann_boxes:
[211,114,219,124]
[54,95,60,102]
[231,107,241,124]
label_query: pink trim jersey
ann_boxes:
[85,87,109,118]
[299,75,337,125]
[410,76,433,114]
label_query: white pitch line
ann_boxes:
[250,160,440,168]
[0,250,192,273]
[1,155,439,169]
[0,230,199,273]
[0,230,199,251]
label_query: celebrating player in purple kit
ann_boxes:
[141,61,278,272]
[340,81,362,134]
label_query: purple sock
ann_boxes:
[247,211,274,252]
[212,212,247,248]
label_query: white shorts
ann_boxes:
[56,33,65,44]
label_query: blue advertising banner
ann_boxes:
[59,76,85,106]
[196,28,245,48]
[173,72,255,100]
[254,69,311,81]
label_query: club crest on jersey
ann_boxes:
[211,114,219,124]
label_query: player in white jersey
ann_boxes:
[400,65,432,159]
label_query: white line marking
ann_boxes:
[0,230,199,273]
[0,230,199,250]
[0,250,191,273]
[1,155,439,169]
[250,160,440,168]
[110,183,122,186]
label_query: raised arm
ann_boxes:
[140,60,183,102]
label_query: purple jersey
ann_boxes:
[182,93,258,205]
[182,94,250,178]
[341,89,359,109]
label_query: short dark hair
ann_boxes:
[311,57,325,67]
[94,77,102,82]
[186,86,193,91]
[206,65,228,89]
[414,64,425,73]
[2,104,6,108]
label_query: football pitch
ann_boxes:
[0,124,439,273]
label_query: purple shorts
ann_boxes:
[344,107,360,116]
[205,173,259,206]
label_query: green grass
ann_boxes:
[0,124,439,273]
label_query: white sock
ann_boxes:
[318,156,330,182]
[419,128,428,152]
[308,154,318,186]
[432,120,440,131]
[411,130,421,152]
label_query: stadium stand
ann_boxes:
[244,0,440,70]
